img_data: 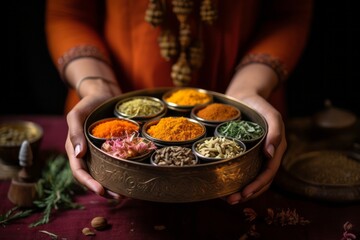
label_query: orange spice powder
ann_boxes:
[147,117,204,141]
[91,119,139,139]
[196,103,240,121]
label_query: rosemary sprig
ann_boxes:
[0,207,33,227]
[0,154,85,228]
[29,154,84,227]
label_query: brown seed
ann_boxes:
[91,216,108,230]
[82,227,95,236]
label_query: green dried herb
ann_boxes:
[217,120,264,141]
[0,154,84,228]
[30,154,84,227]
[0,207,33,227]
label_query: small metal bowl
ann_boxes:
[101,136,156,163]
[192,136,246,162]
[214,120,265,145]
[88,117,140,146]
[114,96,167,124]
[191,103,241,129]
[150,146,198,166]
[141,117,206,148]
[162,87,213,113]
[0,120,43,166]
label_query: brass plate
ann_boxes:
[84,87,267,203]
[275,118,360,202]
[285,150,360,186]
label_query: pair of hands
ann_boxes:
[65,66,287,205]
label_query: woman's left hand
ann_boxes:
[225,94,287,204]
[224,64,287,205]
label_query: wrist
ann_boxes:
[227,63,279,99]
[76,76,118,98]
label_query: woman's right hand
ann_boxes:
[64,75,122,199]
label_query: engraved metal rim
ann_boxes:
[141,117,207,145]
[114,95,166,119]
[190,103,241,124]
[86,141,264,202]
[0,121,43,147]
[87,117,141,142]
[192,136,247,162]
[162,87,213,109]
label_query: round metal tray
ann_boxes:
[275,117,360,202]
[84,87,267,203]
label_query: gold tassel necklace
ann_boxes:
[145,0,218,86]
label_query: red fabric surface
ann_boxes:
[0,115,359,240]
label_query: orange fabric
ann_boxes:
[45,0,313,115]
[64,89,80,115]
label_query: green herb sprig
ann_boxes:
[0,154,85,228]
[0,207,33,227]
[30,154,84,227]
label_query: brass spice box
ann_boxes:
[84,87,268,203]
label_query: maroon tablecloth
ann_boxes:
[0,115,359,240]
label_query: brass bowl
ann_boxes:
[87,117,140,146]
[0,120,43,166]
[192,136,246,163]
[162,87,213,113]
[114,96,167,124]
[190,103,241,130]
[150,146,199,166]
[141,117,206,148]
[214,120,265,146]
[84,87,267,203]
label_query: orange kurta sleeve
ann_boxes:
[238,0,313,82]
[45,0,111,77]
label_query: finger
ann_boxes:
[66,97,97,158]
[103,190,127,200]
[65,134,105,196]
[224,180,273,205]
[261,108,284,158]
[241,126,286,197]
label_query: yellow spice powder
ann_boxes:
[165,89,211,106]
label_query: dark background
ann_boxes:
[2,1,359,117]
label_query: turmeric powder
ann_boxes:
[147,117,204,141]
[165,88,211,106]
[91,119,139,139]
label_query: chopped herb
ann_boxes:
[217,120,264,141]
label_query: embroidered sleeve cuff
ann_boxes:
[57,45,112,84]
[236,53,288,85]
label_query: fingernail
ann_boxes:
[74,144,81,157]
[245,192,253,199]
[266,144,275,158]
[230,200,239,205]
